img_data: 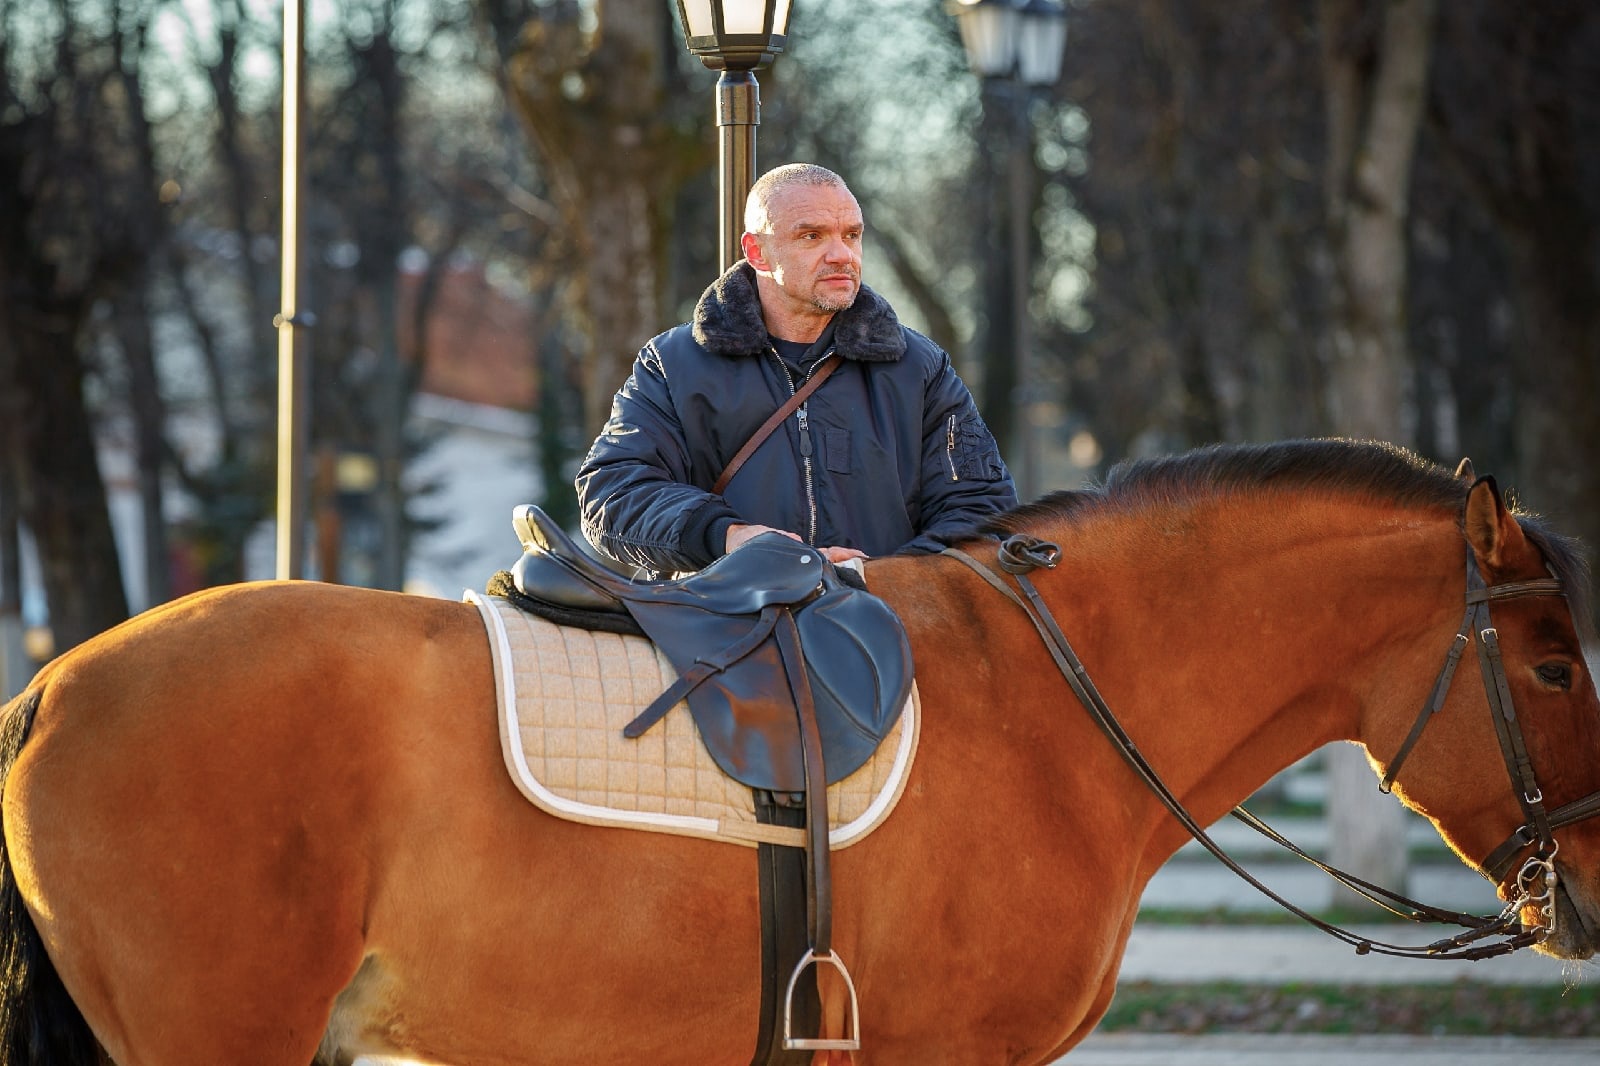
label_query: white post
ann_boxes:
[275,0,311,579]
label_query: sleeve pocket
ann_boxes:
[951,415,1004,481]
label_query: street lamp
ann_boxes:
[674,0,793,271]
[948,0,1067,501]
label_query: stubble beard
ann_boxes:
[810,277,859,315]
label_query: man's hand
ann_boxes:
[725,523,802,553]
[725,524,868,565]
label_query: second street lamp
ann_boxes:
[949,0,1068,501]
[674,0,793,271]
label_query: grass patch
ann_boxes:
[1099,980,1600,1037]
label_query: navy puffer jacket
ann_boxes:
[576,262,1018,575]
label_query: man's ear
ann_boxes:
[741,231,769,270]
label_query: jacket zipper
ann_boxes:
[767,346,835,545]
[946,413,961,481]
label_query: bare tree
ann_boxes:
[0,0,144,649]
[1427,1,1600,603]
[1059,0,1328,458]
[481,0,709,437]
[1318,0,1436,438]
[1317,0,1438,908]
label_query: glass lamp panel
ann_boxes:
[772,0,792,35]
[679,0,715,38]
[953,0,1020,77]
[721,0,773,35]
[1016,0,1067,86]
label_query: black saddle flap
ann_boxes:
[626,539,912,792]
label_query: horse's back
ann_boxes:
[1,581,499,1063]
[3,582,769,1064]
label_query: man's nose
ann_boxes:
[823,236,855,263]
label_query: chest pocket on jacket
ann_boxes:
[823,427,852,474]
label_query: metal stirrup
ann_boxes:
[782,950,861,1052]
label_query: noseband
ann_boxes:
[947,534,1600,960]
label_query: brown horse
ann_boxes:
[1,440,1597,1065]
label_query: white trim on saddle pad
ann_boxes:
[466,590,920,850]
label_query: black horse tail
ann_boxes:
[0,687,102,1066]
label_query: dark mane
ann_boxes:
[983,439,1464,534]
[978,438,1594,640]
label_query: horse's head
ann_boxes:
[1384,474,1600,960]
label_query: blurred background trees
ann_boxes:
[1,0,1596,680]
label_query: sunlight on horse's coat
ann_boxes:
[0,440,1596,1065]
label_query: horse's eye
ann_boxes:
[1535,662,1572,690]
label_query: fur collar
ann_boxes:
[690,261,906,362]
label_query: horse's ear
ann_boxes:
[1464,475,1527,573]
[1454,458,1475,482]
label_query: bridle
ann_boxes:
[1383,555,1600,887]
[946,533,1600,960]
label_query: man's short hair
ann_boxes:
[744,163,851,234]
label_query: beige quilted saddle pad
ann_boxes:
[467,591,919,849]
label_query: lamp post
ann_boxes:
[275,0,312,579]
[674,0,793,271]
[949,0,1067,501]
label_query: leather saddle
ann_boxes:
[507,505,909,1057]
[508,505,913,792]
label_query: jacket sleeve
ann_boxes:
[574,343,741,574]
[897,352,1019,555]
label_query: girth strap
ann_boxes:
[750,796,818,1066]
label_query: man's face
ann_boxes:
[744,183,864,323]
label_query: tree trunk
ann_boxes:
[1318,0,1437,905]
[1502,218,1600,613]
[5,318,130,652]
[0,138,128,649]
[1427,5,1600,627]
[0,452,31,699]
[495,0,702,438]
[1319,0,1435,440]
[113,286,172,608]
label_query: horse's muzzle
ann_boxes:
[1535,875,1599,961]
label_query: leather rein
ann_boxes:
[945,534,1600,960]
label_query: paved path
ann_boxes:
[364,1032,1600,1066]
[1059,1033,1600,1065]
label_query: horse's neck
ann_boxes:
[871,509,1461,863]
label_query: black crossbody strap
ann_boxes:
[714,357,839,496]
